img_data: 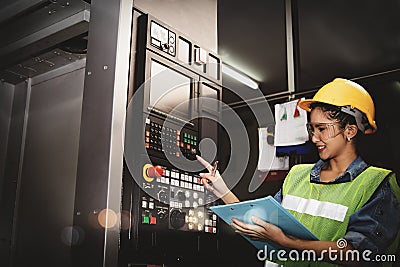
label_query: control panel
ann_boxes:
[139,163,217,234]
[150,20,176,57]
[144,116,198,160]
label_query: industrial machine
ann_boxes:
[120,13,241,266]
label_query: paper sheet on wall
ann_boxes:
[257,127,276,171]
[274,99,308,146]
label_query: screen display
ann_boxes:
[149,60,192,120]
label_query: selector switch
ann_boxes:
[158,190,168,203]
[170,209,186,229]
[177,191,186,201]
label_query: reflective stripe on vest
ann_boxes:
[282,194,348,222]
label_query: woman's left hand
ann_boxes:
[230,216,288,245]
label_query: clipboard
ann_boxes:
[210,196,318,253]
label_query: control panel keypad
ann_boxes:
[145,119,198,159]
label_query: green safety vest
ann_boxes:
[276,164,400,267]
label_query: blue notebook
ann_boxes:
[210,196,318,254]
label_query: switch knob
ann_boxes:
[170,209,186,229]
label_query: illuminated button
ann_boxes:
[149,202,154,209]
[189,209,194,216]
[145,131,150,137]
[143,216,149,224]
[185,200,190,207]
[212,214,217,220]
[198,224,203,231]
[142,201,147,208]
[150,217,157,224]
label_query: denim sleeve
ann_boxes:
[344,178,400,254]
[273,189,282,204]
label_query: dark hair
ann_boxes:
[309,102,358,131]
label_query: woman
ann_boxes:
[197,78,400,266]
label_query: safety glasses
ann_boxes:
[306,122,345,141]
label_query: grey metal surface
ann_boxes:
[0,81,27,267]
[72,0,133,266]
[0,0,47,25]
[285,0,295,93]
[0,48,87,84]
[0,0,89,71]
[11,60,85,267]
[0,82,14,206]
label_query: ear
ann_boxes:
[346,125,358,139]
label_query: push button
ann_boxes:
[142,215,149,224]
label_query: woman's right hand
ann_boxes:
[196,155,239,204]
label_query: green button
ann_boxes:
[143,216,149,224]
[194,136,197,140]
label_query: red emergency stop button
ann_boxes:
[147,165,164,178]
[143,164,164,182]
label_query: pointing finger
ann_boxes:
[196,155,213,172]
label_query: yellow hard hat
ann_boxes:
[298,78,377,134]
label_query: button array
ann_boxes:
[145,119,198,159]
